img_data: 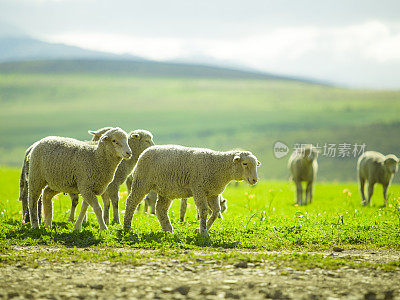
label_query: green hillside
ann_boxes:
[1,72,399,182]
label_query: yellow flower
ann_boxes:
[342,189,349,194]
[244,192,248,196]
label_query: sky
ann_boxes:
[1,0,400,89]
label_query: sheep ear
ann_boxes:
[233,155,241,163]
[257,161,261,166]
[131,133,140,139]
[101,134,111,141]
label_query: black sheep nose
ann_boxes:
[252,179,257,184]
[126,151,132,157]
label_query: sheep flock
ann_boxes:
[18,127,399,236]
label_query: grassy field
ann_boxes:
[1,167,400,251]
[1,73,400,181]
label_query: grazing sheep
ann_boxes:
[288,145,318,206]
[26,127,132,230]
[123,145,260,237]
[101,130,154,224]
[357,151,399,206]
[180,195,228,222]
[19,127,112,224]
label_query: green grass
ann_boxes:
[1,73,400,181]
[1,167,400,252]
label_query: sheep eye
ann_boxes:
[112,139,116,143]
[243,163,247,166]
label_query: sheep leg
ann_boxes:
[193,192,209,237]
[107,183,121,224]
[101,192,111,225]
[367,181,375,206]
[306,182,313,204]
[22,194,30,223]
[180,198,188,222]
[80,191,108,231]
[123,182,148,230]
[144,199,149,214]
[74,201,89,230]
[206,195,220,230]
[27,174,46,228]
[42,186,58,228]
[382,184,389,207]
[150,199,156,215]
[38,194,43,224]
[155,195,173,232]
[295,181,303,206]
[68,193,79,222]
[359,177,366,205]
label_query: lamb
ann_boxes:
[288,145,318,206]
[100,129,154,224]
[19,127,112,223]
[26,127,132,230]
[123,145,260,237]
[357,151,399,206]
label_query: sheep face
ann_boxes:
[101,128,132,159]
[128,130,154,154]
[384,155,399,174]
[233,151,261,185]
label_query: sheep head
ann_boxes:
[101,127,132,159]
[233,151,261,185]
[128,130,154,155]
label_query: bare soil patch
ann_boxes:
[0,247,399,299]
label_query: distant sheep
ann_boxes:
[26,127,131,230]
[357,151,399,206]
[288,145,318,205]
[123,145,260,237]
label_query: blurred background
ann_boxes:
[0,0,399,182]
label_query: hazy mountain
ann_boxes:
[0,59,325,84]
[0,23,323,84]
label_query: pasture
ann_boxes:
[1,167,400,299]
[1,72,400,298]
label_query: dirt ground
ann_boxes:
[0,248,399,300]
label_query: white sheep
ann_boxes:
[288,145,318,206]
[123,145,260,237]
[19,127,112,224]
[26,127,132,230]
[357,151,399,206]
[100,129,154,224]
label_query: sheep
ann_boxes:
[357,151,399,206]
[19,127,112,224]
[100,129,154,224]
[26,127,132,230]
[123,145,260,237]
[288,145,318,206]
